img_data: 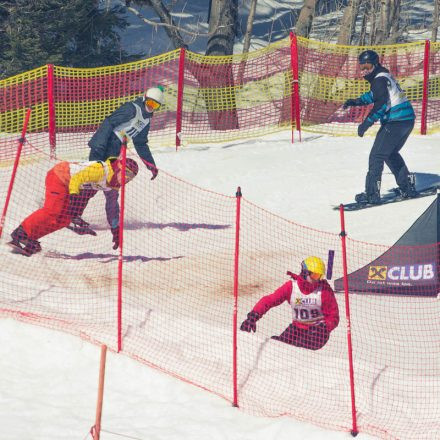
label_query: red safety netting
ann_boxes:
[1,36,440,439]
[0,134,439,438]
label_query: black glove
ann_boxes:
[343,98,360,109]
[240,311,261,333]
[357,119,372,137]
[111,226,119,250]
[67,216,97,236]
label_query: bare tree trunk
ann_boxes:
[359,0,370,45]
[370,0,378,44]
[375,0,387,43]
[433,0,440,42]
[295,0,318,38]
[202,0,239,130]
[206,0,238,56]
[387,0,401,43]
[242,0,258,55]
[337,0,361,45]
[237,0,257,86]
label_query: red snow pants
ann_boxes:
[21,167,71,240]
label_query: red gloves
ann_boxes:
[145,162,158,180]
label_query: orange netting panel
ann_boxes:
[1,145,439,439]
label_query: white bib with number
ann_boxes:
[114,102,150,141]
[290,282,324,325]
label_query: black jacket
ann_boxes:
[354,65,415,126]
[88,97,156,166]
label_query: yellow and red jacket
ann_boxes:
[52,158,116,195]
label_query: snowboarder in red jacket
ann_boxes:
[240,256,339,350]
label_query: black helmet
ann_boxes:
[358,50,379,66]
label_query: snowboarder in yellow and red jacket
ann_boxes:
[8,157,138,256]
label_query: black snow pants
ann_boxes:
[365,119,414,196]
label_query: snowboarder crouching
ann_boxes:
[8,157,138,256]
[240,256,339,350]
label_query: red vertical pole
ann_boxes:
[232,186,242,408]
[176,47,186,150]
[0,108,32,239]
[339,204,358,436]
[421,40,430,135]
[117,137,128,352]
[47,64,56,158]
[289,32,302,142]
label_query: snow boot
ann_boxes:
[355,191,381,205]
[399,173,418,199]
[67,216,97,236]
[8,225,41,256]
[355,178,381,204]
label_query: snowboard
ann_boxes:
[334,185,439,211]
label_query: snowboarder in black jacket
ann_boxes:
[344,50,416,205]
[67,86,164,248]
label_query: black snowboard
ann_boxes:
[334,185,439,211]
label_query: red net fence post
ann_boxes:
[117,138,128,352]
[289,32,302,142]
[0,108,32,239]
[233,186,242,408]
[47,64,56,158]
[176,47,186,150]
[421,39,430,135]
[338,204,358,436]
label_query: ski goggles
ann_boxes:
[307,271,323,281]
[145,99,161,111]
[125,169,136,181]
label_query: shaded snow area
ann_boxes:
[1,129,440,439]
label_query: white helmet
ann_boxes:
[144,86,164,105]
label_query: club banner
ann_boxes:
[335,194,440,296]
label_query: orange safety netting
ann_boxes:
[0,139,439,439]
[1,37,440,440]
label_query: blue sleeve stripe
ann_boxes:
[360,92,373,104]
[370,104,388,122]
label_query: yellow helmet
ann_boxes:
[301,256,325,280]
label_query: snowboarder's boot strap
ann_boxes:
[399,173,418,199]
[355,192,381,205]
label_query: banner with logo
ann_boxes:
[334,195,439,297]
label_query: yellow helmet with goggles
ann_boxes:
[301,256,325,281]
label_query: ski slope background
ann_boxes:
[1,129,439,440]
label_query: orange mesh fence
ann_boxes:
[1,37,440,439]
[296,38,440,135]
[1,37,439,154]
[1,139,440,438]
